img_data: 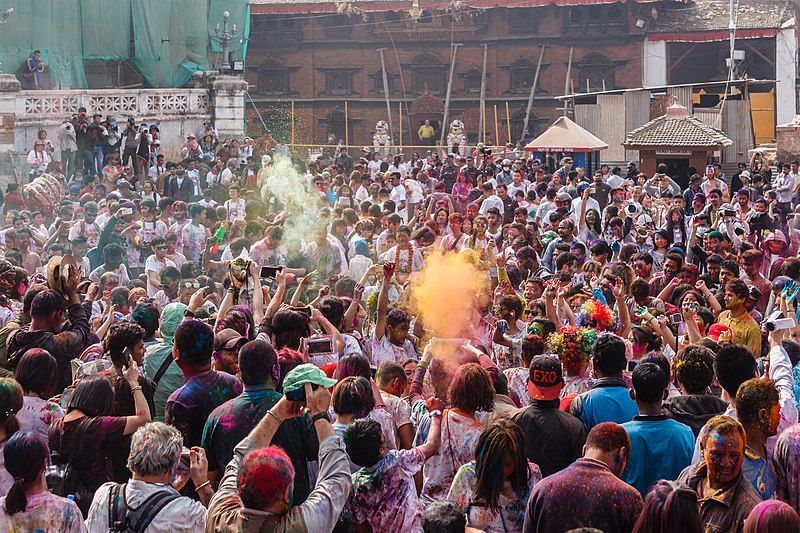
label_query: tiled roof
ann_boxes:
[251,0,670,13]
[647,0,794,34]
[624,106,733,148]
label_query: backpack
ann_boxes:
[46,418,92,513]
[107,483,180,532]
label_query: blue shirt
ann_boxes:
[622,415,695,496]
[742,447,777,500]
[569,377,638,432]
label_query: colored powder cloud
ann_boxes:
[410,250,491,341]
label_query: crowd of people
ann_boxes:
[2,108,800,532]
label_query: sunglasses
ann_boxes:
[181,281,201,289]
[154,245,167,251]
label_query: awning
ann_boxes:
[524,116,609,152]
[648,28,780,43]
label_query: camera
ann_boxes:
[626,204,640,215]
[476,142,492,157]
[724,209,736,217]
[765,311,794,332]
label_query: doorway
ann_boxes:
[656,158,690,189]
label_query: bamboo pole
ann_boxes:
[290,100,295,145]
[399,101,403,151]
[563,46,573,116]
[440,43,462,146]
[478,43,488,143]
[494,104,499,147]
[344,101,349,146]
[522,45,546,141]
[377,48,395,140]
[505,101,511,144]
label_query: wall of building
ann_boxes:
[246,5,648,147]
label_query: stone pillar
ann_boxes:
[0,74,20,182]
[776,21,798,127]
[210,75,248,139]
[643,39,667,88]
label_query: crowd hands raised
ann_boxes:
[3,129,800,532]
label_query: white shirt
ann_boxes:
[145,255,176,296]
[390,184,407,204]
[86,480,206,533]
[220,167,235,187]
[570,196,601,224]
[479,194,505,216]
[368,160,382,178]
[404,179,424,204]
[148,165,166,179]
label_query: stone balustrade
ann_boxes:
[15,88,210,122]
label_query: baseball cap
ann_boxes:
[116,179,131,189]
[282,363,337,394]
[213,328,245,352]
[706,323,732,343]
[556,192,572,202]
[740,170,751,179]
[527,355,564,401]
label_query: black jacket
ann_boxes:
[512,399,587,477]
[7,301,92,393]
[663,394,728,437]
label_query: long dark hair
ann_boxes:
[472,420,530,510]
[3,432,48,515]
[665,207,688,245]
[632,480,701,533]
[67,376,114,417]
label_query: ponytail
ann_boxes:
[3,432,48,515]
[4,477,27,515]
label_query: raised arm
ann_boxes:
[311,307,345,355]
[374,263,395,341]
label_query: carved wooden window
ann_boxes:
[318,68,360,96]
[508,8,539,34]
[411,52,445,95]
[384,10,402,24]
[257,57,293,96]
[370,69,397,94]
[460,67,483,93]
[508,59,536,94]
[576,51,618,92]
[566,5,627,31]
[320,14,353,38]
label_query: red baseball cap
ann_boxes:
[527,355,564,401]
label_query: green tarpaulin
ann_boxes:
[0,0,249,88]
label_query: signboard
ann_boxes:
[655,150,692,157]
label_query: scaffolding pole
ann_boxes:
[478,43,488,143]
[377,48,395,140]
[522,45,546,141]
[440,43,462,146]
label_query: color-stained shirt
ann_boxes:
[165,370,243,447]
[201,386,318,504]
[207,435,351,533]
[143,341,184,422]
[0,491,87,533]
[568,377,638,432]
[181,222,210,262]
[774,424,800,511]
[349,448,426,532]
[420,409,484,506]
[621,415,695,497]
[449,460,541,533]
[86,479,206,533]
[17,395,64,441]
[523,457,643,533]
[677,462,760,533]
[742,446,777,500]
[717,310,762,357]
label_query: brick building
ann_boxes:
[246,0,680,148]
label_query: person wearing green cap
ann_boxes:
[207,377,351,531]
[142,302,187,421]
